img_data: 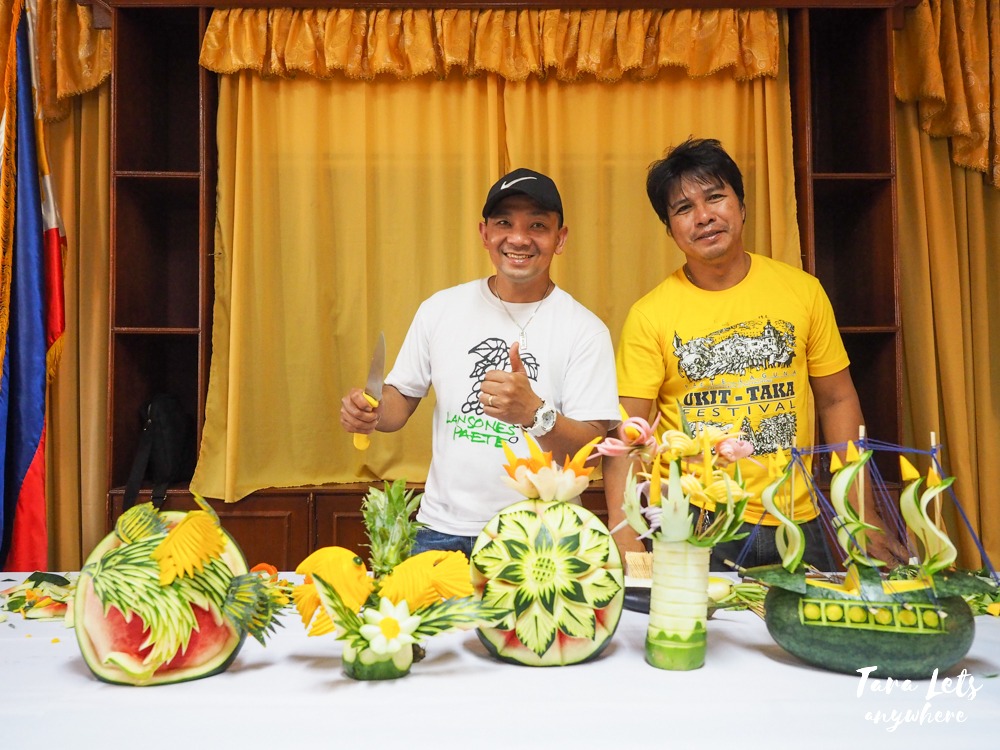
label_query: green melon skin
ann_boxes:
[74,512,250,687]
[475,592,625,667]
[764,586,976,679]
[342,642,413,680]
[471,499,625,667]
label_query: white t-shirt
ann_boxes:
[386,279,620,536]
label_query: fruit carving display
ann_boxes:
[746,441,999,679]
[471,435,625,666]
[293,479,501,680]
[73,496,289,686]
[595,410,753,671]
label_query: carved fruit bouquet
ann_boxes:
[597,412,754,670]
[293,480,500,680]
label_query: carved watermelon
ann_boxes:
[751,563,996,679]
[74,503,283,686]
[471,499,624,666]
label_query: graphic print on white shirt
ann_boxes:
[385,278,620,535]
[461,337,539,417]
[447,337,539,450]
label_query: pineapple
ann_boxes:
[362,479,424,578]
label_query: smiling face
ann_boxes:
[480,194,568,301]
[665,176,746,266]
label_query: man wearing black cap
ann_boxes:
[341,168,620,556]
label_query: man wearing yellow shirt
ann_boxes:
[605,138,902,571]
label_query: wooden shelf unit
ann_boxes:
[790,6,901,483]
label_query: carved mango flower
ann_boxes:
[595,406,661,462]
[502,433,600,503]
[600,414,754,546]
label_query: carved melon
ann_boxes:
[74,503,284,686]
[471,499,624,666]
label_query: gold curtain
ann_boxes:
[45,85,110,569]
[895,0,1000,567]
[0,0,110,121]
[895,0,1000,186]
[199,8,779,82]
[896,101,1000,569]
[191,8,797,503]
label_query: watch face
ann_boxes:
[527,402,556,436]
[540,406,556,429]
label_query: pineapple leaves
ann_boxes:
[411,596,500,639]
[362,479,424,577]
[311,573,363,637]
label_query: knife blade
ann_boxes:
[353,332,386,450]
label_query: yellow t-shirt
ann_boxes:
[616,253,850,524]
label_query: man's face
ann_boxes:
[664,176,746,264]
[479,194,567,296]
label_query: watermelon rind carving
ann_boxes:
[74,499,288,686]
[471,499,624,666]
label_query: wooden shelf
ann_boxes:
[790,7,901,475]
[107,6,210,500]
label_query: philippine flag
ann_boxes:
[0,2,67,572]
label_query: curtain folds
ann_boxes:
[0,0,110,121]
[199,8,779,83]
[46,85,110,569]
[896,100,1000,568]
[191,62,796,505]
[895,0,1000,187]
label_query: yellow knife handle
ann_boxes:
[352,392,381,450]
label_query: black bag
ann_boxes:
[123,393,196,510]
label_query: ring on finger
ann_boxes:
[488,394,494,408]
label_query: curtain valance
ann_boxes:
[198,8,780,82]
[0,0,110,122]
[895,0,1000,187]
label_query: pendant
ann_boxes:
[519,330,527,349]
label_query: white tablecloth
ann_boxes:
[2,573,998,748]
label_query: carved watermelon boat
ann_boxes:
[745,443,997,679]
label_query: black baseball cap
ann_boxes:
[482,168,563,223]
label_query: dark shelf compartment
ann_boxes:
[108,333,201,488]
[812,178,897,328]
[839,330,901,482]
[113,175,201,329]
[808,8,892,175]
[113,7,202,173]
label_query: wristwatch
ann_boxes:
[524,400,557,437]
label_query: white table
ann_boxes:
[2,573,998,748]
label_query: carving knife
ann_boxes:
[353,332,386,450]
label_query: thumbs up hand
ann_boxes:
[509,340,526,375]
[480,341,543,427]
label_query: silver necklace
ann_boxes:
[491,277,553,350]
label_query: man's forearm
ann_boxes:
[603,452,645,556]
[536,415,606,463]
[375,385,421,432]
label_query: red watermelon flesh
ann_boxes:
[77,574,242,682]
[74,511,248,686]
